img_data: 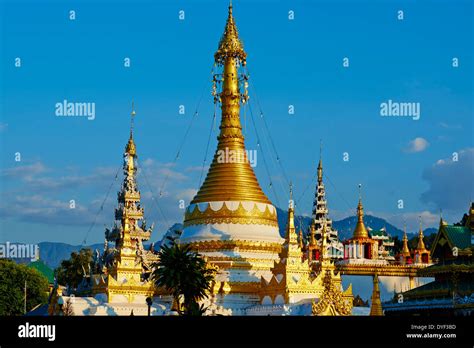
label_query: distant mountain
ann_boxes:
[30,210,437,269]
[275,207,434,241]
[37,242,103,269]
[153,223,183,249]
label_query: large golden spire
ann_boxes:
[190,3,270,204]
[353,184,369,239]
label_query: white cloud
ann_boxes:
[175,188,198,202]
[1,162,48,179]
[404,137,429,153]
[0,157,193,235]
[0,194,96,226]
[420,148,474,212]
[366,210,439,232]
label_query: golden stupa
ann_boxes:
[180,3,284,312]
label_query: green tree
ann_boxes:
[0,259,49,315]
[152,243,215,316]
[55,248,94,290]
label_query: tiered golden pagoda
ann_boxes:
[180,3,284,312]
[93,106,156,303]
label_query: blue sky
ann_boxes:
[0,0,473,245]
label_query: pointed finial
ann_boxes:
[317,140,323,183]
[289,181,293,205]
[358,183,362,201]
[215,1,246,65]
[130,101,136,137]
[125,102,137,156]
[402,221,410,256]
[319,139,323,159]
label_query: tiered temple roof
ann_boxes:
[308,154,344,260]
[93,107,157,303]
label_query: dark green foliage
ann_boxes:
[0,259,49,315]
[152,243,215,316]
[55,248,94,289]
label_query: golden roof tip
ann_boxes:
[131,101,136,117]
[126,103,137,156]
[214,1,246,65]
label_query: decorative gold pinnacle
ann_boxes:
[214,3,247,66]
[126,102,137,156]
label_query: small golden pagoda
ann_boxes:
[343,185,377,260]
[399,226,412,265]
[369,274,383,316]
[307,224,318,262]
[412,219,431,264]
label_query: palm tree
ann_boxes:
[152,242,215,315]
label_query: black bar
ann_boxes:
[0,316,471,346]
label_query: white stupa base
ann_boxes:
[181,222,283,244]
[60,295,169,316]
